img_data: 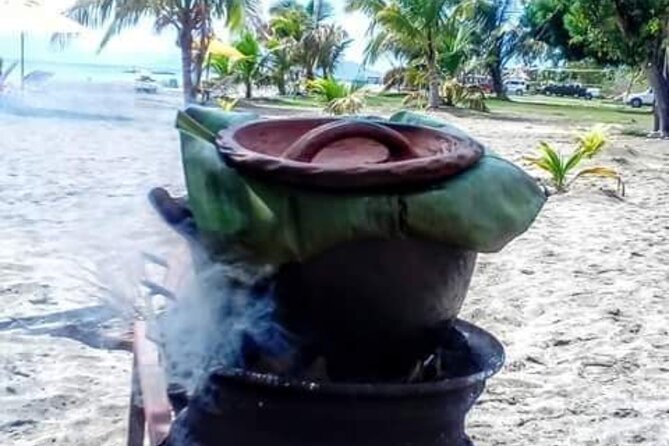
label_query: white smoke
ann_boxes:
[155,260,297,394]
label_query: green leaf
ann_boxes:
[176,111,217,145]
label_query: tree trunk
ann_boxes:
[306,65,315,81]
[427,33,440,109]
[277,75,286,96]
[646,63,669,136]
[245,79,252,99]
[489,62,508,100]
[179,30,195,104]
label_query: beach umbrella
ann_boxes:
[191,38,244,60]
[206,39,244,60]
[0,0,86,88]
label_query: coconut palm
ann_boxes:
[65,0,258,103]
[472,0,526,100]
[439,17,476,78]
[347,0,475,108]
[268,0,348,83]
[270,0,333,23]
[232,31,266,99]
[314,24,351,78]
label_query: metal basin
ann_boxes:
[164,320,504,446]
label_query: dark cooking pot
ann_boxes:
[274,238,477,380]
[164,320,505,446]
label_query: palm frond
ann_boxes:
[307,77,366,115]
[576,126,608,158]
[570,167,625,195]
[217,98,239,111]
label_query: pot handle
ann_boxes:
[282,121,420,162]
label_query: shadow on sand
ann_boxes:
[0,305,132,351]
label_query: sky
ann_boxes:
[0,0,389,70]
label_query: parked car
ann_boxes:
[585,87,601,99]
[503,79,527,95]
[625,88,655,108]
[135,75,159,94]
[541,83,597,99]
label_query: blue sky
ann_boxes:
[0,0,388,70]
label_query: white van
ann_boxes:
[504,79,527,96]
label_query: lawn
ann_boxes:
[486,96,653,129]
[251,93,654,131]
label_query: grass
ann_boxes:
[486,96,653,128]
[251,92,654,130]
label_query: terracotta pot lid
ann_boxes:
[216,118,484,190]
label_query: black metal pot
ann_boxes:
[164,320,504,446]
[274,238,477,380]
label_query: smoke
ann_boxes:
[155,260,298,394]
[82,247,296,393]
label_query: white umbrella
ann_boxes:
[0,0,86,88]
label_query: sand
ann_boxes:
[1,82,669,445]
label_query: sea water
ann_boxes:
[2,59,180,86]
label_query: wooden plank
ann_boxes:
[127,356,146,446]
[134,321,172,446]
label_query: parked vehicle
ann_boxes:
[625,89,655,108]
[585,87,601,99]
[503,79,527,95]
[135,75,159,94]
[541,83,598,99]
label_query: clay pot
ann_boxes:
[216,118,483,190]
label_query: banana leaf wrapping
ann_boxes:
[177,107,545,266]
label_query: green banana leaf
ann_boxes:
[177,107,545,266]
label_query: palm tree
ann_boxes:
[267,3,310,91]
[271,0,333,23]
[347,0,474,108]
[473,0,526,100]
[232,31,265,98]
[439,17,476,78]
[65,0,258,103]
[268,0,347,82]
[314,24,351,78]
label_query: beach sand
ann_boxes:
[1,83,668,445]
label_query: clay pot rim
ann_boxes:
[216,118,485,191]
[208,320,505,397]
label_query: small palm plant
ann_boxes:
[217,98,239,111]
[524,127,624,195]
[441,79,468,107]
[307,77,366,115]
[403,90,429,109]
[440,79,489,112]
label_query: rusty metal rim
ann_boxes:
[205,319,505,397]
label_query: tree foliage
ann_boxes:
[65,0,258,103]
[232,31,266,99]
[472,0,527,99]
[307,77,367,114]
[346,0,476,108]
[267,0,350,90]
[525,0,669,134]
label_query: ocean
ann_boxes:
[5,60,180,85]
